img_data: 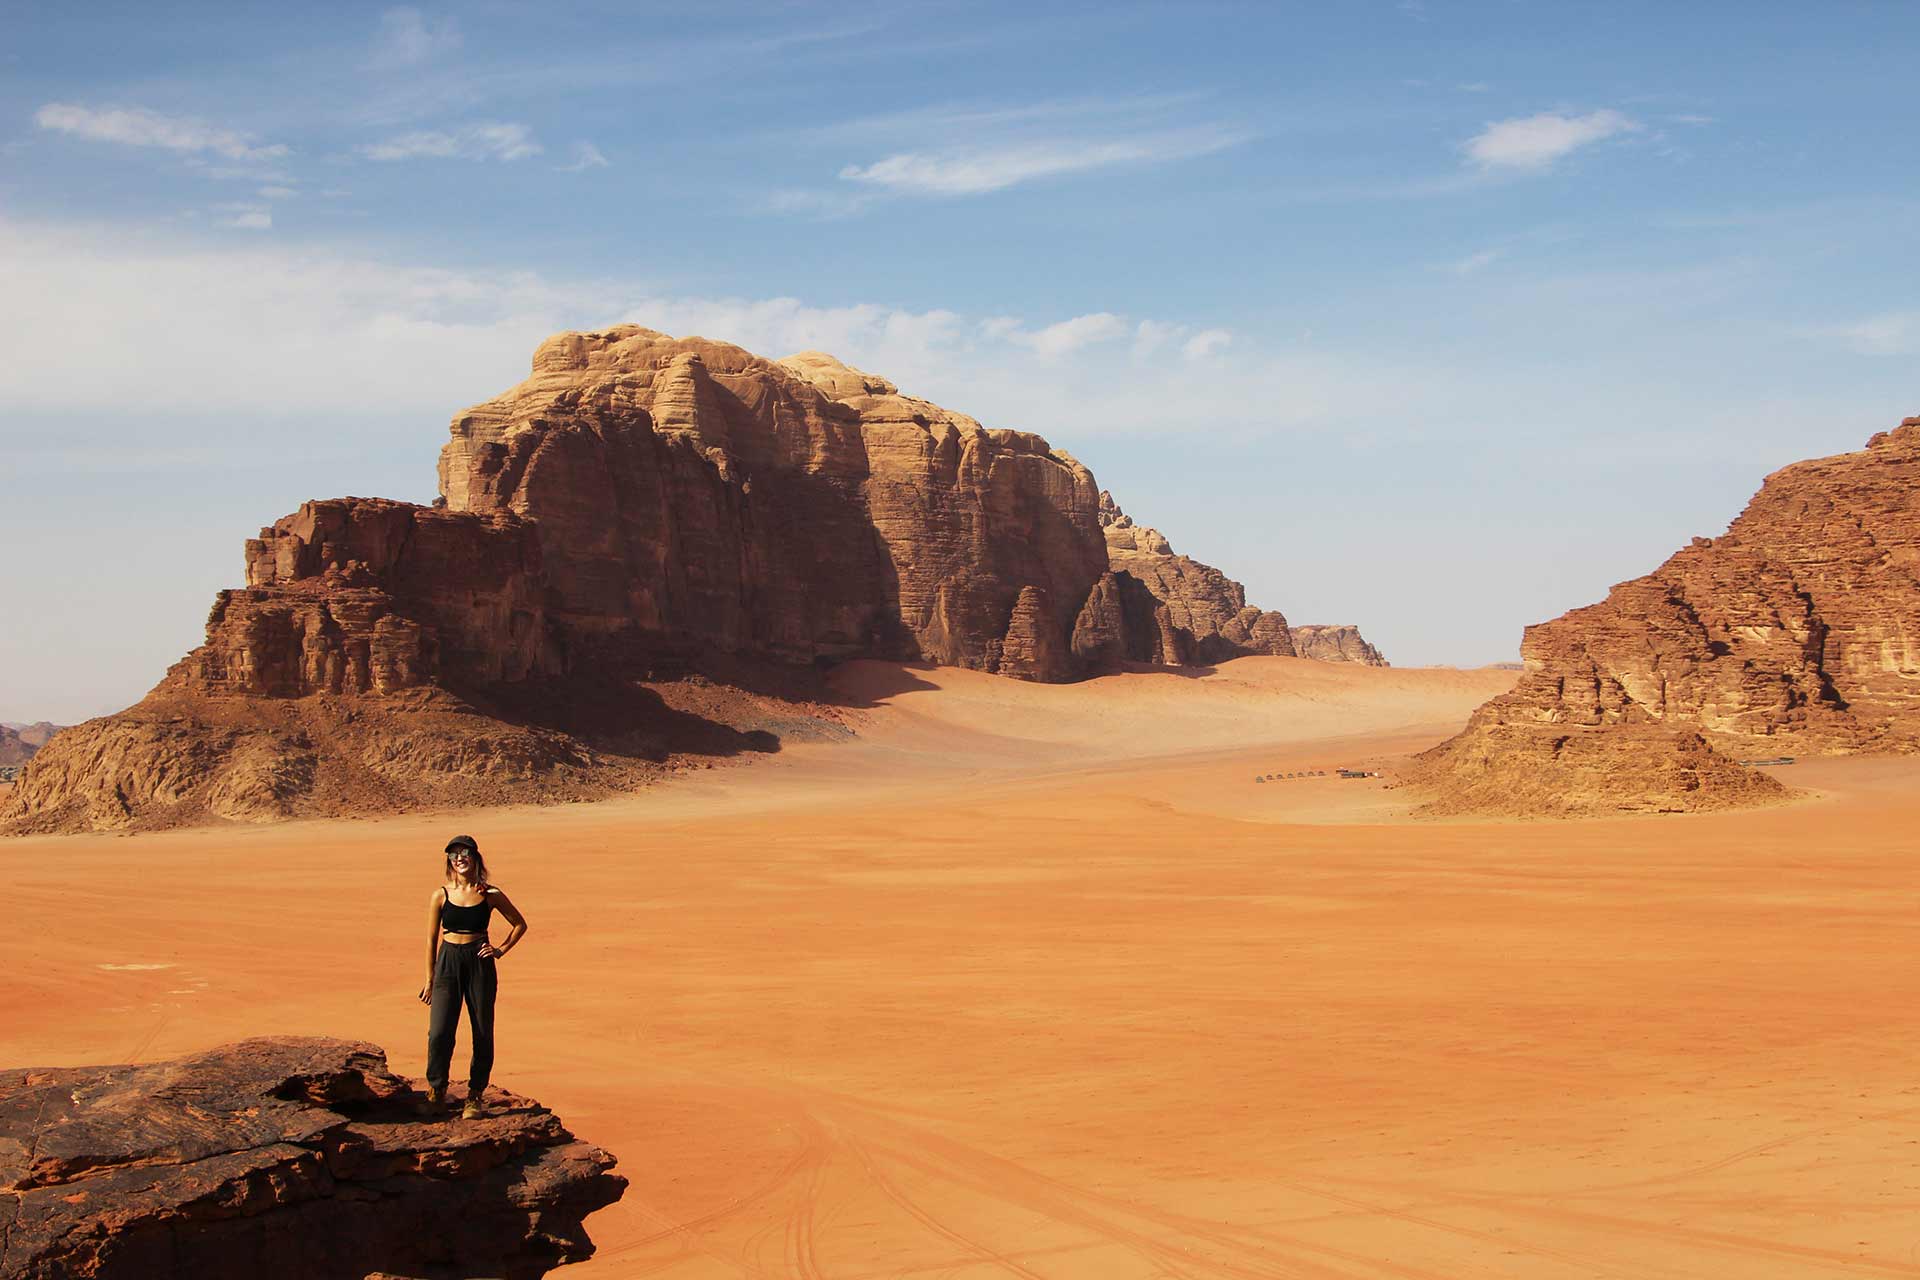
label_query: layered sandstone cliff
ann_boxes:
[1290,625,1389,667]
[436,330,1107,681]
[1077,491,1295,667]
[1,331,1109,833]
[5,327,1359,833]
[0,1037,624,1279]
[1413,417,1920,815]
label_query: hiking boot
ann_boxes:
[416,1084,447,1115]
[461,1097,484,1120]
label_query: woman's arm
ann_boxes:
[479,888,527,960]
[417,888,444,1004]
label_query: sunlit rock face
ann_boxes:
[1415,417,1920,815]
[438,328,1109,680]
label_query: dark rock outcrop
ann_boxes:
[0,1037,623,1280]
[1413,416,1920,815]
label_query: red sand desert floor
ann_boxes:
[7,658,1918,1278]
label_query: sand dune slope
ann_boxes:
[5,660,1916,1278]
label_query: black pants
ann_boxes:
[426,941,497,1093]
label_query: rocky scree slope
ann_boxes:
[0,1037,624,1280]
[1412,416,1920,816]
[3,327,1359,834]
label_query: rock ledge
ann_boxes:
[0,1037,624,1280]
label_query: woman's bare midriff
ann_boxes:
[440,931,488,945]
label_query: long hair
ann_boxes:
[445,845,490,888]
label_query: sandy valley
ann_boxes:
[7,657,1920,1277]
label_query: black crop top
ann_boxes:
[440,888,493,933]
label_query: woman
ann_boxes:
[418,834,528,1118]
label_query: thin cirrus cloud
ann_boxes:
[991,313,1233,363]
[212,203,272,230]
[35,103,288,162]
[1826,310,1920,356]
[557,141,609,173]
[838,126,1248,197]
[360,123,542,162]
[1464,109,1638,171]
[367,6,462,69]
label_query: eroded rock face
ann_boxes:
[1414,418,1920,815]
[0,1037,624,1280]
[1291,625,1389,667]
[3,329,1352,833]
[1081,491,1296,666]
[438,329,1108,676]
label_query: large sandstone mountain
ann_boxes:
[0,1037,623,1278]
[5,327,1365,834]
[1413,417,1920,815]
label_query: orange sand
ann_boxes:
[8,656,1920,1278]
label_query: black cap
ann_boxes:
[445,834,478,855]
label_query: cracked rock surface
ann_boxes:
[0,1037,624,1280]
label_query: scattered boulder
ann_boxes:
[0,1037,624,1280]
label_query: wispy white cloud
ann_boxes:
[1465,109,1638,171]
[1003,312,1130,358]
[369,7,462,69]
[257,185,298,200]
[1133,319,1181,357]
[360,122,541,162]
[1441,248,1503,275]
[557,141,609,172]
[36,103,288,162]
[1823,310,1920,356]
[0,217,1338,444]
[838,127,1246,197]
[211,203,272,230]
[1182,328,1232,360]
[767,187,876,219]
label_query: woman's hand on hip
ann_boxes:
[477,942,502,959]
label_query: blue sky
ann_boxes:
[4,1,1919,723]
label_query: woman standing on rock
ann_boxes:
[418,834,528,1118]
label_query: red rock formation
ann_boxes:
[438,329,1107,677]
[1079,492,1296,666]
[5,328,1377,833]
[0,1037,623,1279]
[1414,417,1920,815]
[1291,624,1389,666]
[2,330,1109,833]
